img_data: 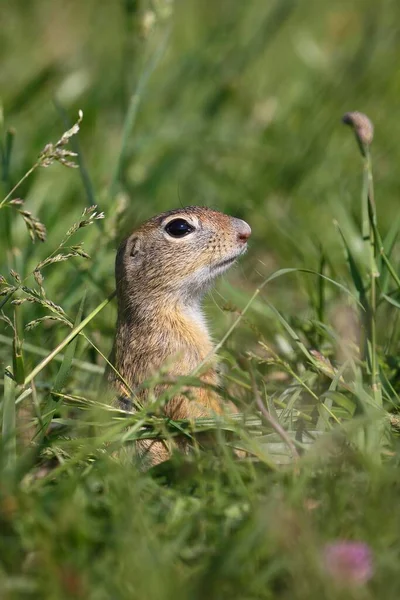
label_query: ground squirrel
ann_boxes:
[107,206,251,467]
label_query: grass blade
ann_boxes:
[335,222,368,309]
[2,367,16,476]
[12,309,25,385]
[23,291,116,387]
[37,294,87,434]
[52,293,86,398]
[0,334,103,374]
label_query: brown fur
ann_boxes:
[107,206,251,467]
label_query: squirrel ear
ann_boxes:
[129,236,141,260]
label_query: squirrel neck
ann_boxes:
[114,297,216,387]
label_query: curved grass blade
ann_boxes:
[262,267,365,309]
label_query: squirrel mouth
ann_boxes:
[215,256,238,269]
[212,249,245,272]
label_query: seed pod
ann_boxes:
[342,111,374,156]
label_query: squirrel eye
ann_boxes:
[165,218,194,238]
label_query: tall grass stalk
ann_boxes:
[364,147,381,406]
[2,366,16,477]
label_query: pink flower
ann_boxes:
[323,541,373,586]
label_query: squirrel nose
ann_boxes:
[236,219,251,244]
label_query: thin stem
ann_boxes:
[0,334,103,374]
[23,291,116,386]
[81,331,138,407]
[380,249,400,290]
[249,364,299,462]
[365,148,381,406]
[2,367,17,477]
[0,163,38,208]
[317,250,326,325]
[259,342,341,425]
[259,343,319,402]
[193,287,261,376]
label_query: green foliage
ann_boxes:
[1,1,400,598]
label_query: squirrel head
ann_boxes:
[116,206,251,308]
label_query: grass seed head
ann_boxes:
[38,110,83,169]
[342,111,374,155]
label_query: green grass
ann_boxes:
[2,1,400,598]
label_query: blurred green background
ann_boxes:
[2,0,400,339]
